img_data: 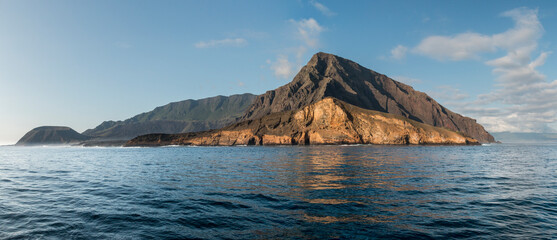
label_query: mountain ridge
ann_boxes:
[83,93,256,139]
[242,52,494,143]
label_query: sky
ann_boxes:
[1,0,557,144]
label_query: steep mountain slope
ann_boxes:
[242,52,494,143]
[126,98,478,146]
[16,126,91,146]
[83,93,256,139]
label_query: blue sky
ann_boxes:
[1,0,557,144]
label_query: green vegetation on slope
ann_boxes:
[83,93,256,139]
[130,94,256,122]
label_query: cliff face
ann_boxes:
[126,98,478,146]
[83,93,257,140]
[242,52,494,143]
[16,126,91,146]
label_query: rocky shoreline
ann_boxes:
[126,98,478,147]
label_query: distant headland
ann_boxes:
[16,126,90,146]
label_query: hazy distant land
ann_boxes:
[491,132,557,143]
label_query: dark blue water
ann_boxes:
[0,144,556,239]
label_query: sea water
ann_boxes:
[0,144,556,239]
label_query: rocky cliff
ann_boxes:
[16,126,91,146]
[242,52,494,143]
[126,98,478,146]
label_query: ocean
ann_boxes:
[0,144,556,239]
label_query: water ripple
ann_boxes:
[0,144,556,239]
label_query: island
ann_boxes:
[17,52,494,146]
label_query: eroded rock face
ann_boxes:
[126,98,478,146]
[241,52,494,143]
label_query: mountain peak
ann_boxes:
[309,52,339,62]
[306,52,351,73]
[242,52,495,143]
[309,52,346,62]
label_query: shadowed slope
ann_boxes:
[83,93,257,140]
[16,126,91,146]
[126,98,478,146]
[242,52,494,143]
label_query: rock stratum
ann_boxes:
[16,126,91,146]
[126,98,478,146]
[242,52,494,143]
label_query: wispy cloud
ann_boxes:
[390,45,408,60]
[407,7,557,133]
[413,32,495,61]
[194,38,247,48]
[115,42,132,49]
[291,18,324,48]
[413,7,543,61]
[311,0,336,17]
[270,55,294,79]
[269,18,325,80]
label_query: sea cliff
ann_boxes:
[126,98,478,146]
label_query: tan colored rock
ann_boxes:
[262,135,292,145]
[126,98,478,146]
[241,52,494,143]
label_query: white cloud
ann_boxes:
[414,33,495,60]
[412,7,557,133]
[291,18,324,48]
[269,18,325,80]
[413,8,542,61]
[390,45,408,60]
[311,1,336,17]
[194,38,247,48]
[271,55,294,79]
